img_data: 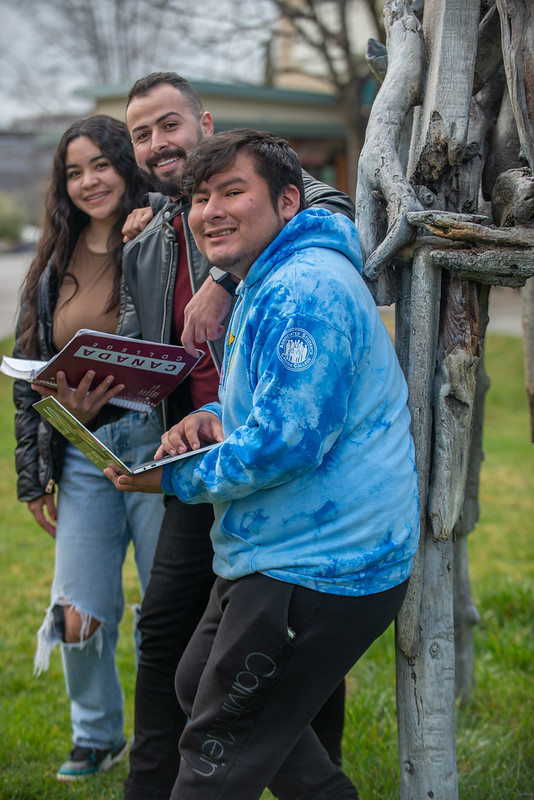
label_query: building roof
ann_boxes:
[74,77,339,106]
[74,77,347,139]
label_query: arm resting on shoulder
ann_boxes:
[302,170,355,221]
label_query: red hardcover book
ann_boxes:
[1,329,204,412]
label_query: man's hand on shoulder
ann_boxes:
[122,206,154,242]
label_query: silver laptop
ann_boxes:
[34,396,216,474]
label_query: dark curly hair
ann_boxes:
[18,114,149,356]
[182,128,306,213]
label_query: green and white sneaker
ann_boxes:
[57,736,128,781]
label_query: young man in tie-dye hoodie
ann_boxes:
[106,128,420,800]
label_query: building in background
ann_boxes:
[75,78,351,193]
[0,78,356,231]
[0,114,80,227]
[0,1,383,230]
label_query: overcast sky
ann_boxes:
[0,1,270,128]
[0,5,88,126]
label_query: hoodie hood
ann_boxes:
[243,207,362,289]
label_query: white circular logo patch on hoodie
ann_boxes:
[277,328,317,372]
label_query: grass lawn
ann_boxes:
[0,331,532,799]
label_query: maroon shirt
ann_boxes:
[171,216,220,409]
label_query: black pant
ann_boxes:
[124,498,346,800]
[171,574,409,800]
[124,497,215,800]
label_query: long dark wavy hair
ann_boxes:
[18,114,149,357]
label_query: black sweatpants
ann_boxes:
[171,572,408,800]
[124,498,346,800]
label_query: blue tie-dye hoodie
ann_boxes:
[162,208,420,596]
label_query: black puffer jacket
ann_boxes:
[13,258,68,502]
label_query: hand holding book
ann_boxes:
[2,329,204,414]
[31,367,126,426]
[34,396,217,479]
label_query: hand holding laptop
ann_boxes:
[34,396,218,481]
[103,463,164,493]
[104,411,223,492]
[104,410,224,493]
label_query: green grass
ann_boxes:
[0,332,532,799]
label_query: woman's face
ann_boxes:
[65,135,126,224]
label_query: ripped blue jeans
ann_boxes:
[34,409,165,750]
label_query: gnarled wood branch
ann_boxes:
[407,209,534,247]
[430,248,534,287]
[355,0,423,298]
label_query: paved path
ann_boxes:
[0,250,524,343]
[0,251,33,340]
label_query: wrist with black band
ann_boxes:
[209,266,237,295]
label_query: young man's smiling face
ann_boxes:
[127,83,213,198]
[188,150,300,281]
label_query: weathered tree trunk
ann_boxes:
[452,284,490,704]
[355,0,424,305]
[394,248,461,798]
[355,0,534,796]
[395,250,442,661]
[522,277,534,441]
[395,2,481,797]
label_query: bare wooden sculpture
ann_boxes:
[355,0,534,796]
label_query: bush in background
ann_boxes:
[0,191,24,246]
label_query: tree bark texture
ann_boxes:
[395,249,442,661]
[394,3,481,797]
[496,0,534,173]
[452,284,490,703]
[427,275,482,543]
[521,277,534,441]
[408,0,481,189]
[355,0,534,796]
[396,535,457,799]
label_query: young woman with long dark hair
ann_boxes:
[13,115,165,781]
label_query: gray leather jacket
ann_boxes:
[117,173,355,430]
